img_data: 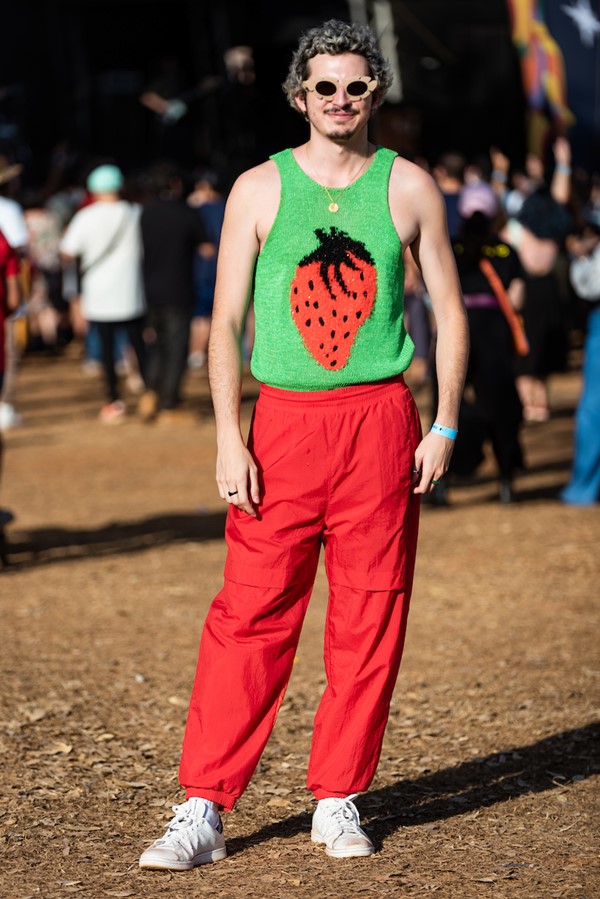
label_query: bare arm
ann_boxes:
[5,273,21,312]
[508,277,525,311]
[490,146,510,201]
[550,137,571,206]
[208,170,264,516]
[403,174,469,492]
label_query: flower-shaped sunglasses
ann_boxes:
[301,76,379,101]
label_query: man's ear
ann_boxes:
[294,91,307,116]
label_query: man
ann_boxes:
[139,162,210,423]
[60,165,147,423]
[432,151,466,243]
[140,19,468,869]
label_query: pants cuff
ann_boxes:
[312,789,353,801]
[184,787,237,811]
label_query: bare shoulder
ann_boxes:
[232,159,278,193]
[388,156,446,245]
[225,160,280,245]
[389,156,443,206]
[227,160,279,211]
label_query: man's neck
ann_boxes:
[93,193,121,203]
[298,132,374,187]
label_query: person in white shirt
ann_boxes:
[0,157,28,432]
[60,164,147,423]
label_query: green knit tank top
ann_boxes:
[251,146,414,390]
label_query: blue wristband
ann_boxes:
[431,422,458,440]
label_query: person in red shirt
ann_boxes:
[0,228,21,540]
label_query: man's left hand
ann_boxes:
[411,431,455,494]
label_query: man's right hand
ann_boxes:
[216,437,260,517]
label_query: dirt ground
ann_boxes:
[0,348,598,899]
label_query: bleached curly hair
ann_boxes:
[282,19,393,113]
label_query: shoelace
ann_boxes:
[168,803,193,831]
[321,797,362,837]
[161,801,222,840]
[155,804,194,844]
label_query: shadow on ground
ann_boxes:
[223,722,599,854]
[1,511,228,571]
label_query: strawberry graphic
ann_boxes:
[290,227,377,369]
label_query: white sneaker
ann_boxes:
[0,403,23,432]
[139,798,227,870]
[311,794,374,858]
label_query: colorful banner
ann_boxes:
[507,0,574,154]
[507,0,600,164]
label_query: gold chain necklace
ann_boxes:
[308,151,370,213]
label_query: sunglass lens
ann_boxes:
[314,80,337,96]
[346,81,369,97]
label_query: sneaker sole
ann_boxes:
[311,832,374,859]
[139,846,227,870]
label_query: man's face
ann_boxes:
[295,53,377,142]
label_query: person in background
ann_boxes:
[139,162,209,424]
[403,247,431,390]
[60,164,147,424]
[0,156,28,433]
[187,169,226,371]
[560,200,600,506]
[432,151,466,242]
[452,182,525,504]
[0,227,21,550]
[500,138,572,422]
[23,189,70,351]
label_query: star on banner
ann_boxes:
[561,0,600,47]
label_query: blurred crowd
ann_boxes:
[405,138,600,507]
[0,126,599,544]
[0,154,228,427]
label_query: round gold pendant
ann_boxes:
[328,202,339,213]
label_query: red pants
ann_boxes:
[179,376,422,810]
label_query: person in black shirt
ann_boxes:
[452,182,525,504]
[140,163,211,422]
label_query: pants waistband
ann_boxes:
[258,375,407,408]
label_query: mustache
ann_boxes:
[326,105,357,114]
